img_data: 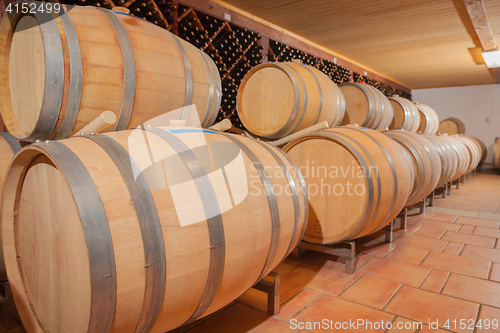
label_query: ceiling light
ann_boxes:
[482,48,500,68]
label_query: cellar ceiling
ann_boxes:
[217,0,500,89]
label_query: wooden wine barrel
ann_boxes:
[0,5,221,142]
[439,135,470,180]
[283,126,412,244]
[339,83,393,129]
[424,135,458,188]
[388,95,420,132]
[438,118,466,135]
[456,136,481,173]
[237,62,345,138]
[470,137,487,169]
[494,137,500,169]
[415,103,439,135]
[0,133,21,280]
[384,131,442,206]
[2,127,307,333]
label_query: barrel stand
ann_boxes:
[291,221,397,275]
[426,190,435,207]
[252,272,280,315]
[447,181,452,195]
[0,280,20,329]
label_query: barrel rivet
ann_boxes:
[90,132,95,136]
[80,132,85,136]
[35,140,41,143]
[44,140,50,144]
[102,274,112,278]
[144,263,151,268]
[137,125,142,129]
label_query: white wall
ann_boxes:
[412,84,500,165]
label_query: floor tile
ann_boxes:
[409,212,435,219]
[478,212,500,221]
[461,245,500,264]
[473,226,500,239]
[418,324,449,332]
[442,274,500,308]
[237,278,304,312]
[411,227,446,239]
[282,261,362,296]
[441,232,496,248]
[442,242,464,255]
[443,209,480,218]
[477,305,500,332]
[386,317,420,332]
[340,275,401,309]
[406,217,421,225]
[420,269,450,293]
[455,216,500,229]
[272,257,305,276]
[184,303,291,333]
[422,252,490,279]
[384,245,430,265]
[491,263,500,283]
[385,286,479,333]
[356,257,430,287]
[458,225,476,234]
[293,294,395,332]
[353,253,375,271]
[431,213,458,223]
[355,231,399,257]
[275,288,323,321]
[391,235,448,252]
[416,219,461,232]
[451,203,498,214]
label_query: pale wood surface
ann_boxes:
[9,16,44,137]
[424,135,459,188]
[284,127,412,244]
[2,128,306,333]
[72,110,117,136]
[386,131,442,206]
[339,84,370,127]
[217,0,500,88]
[237,62,343,138]
[388,96,420,132]
[463,0,497,51]
[438,118,466,135]
[494,137,500,168]
[2,5,219,141]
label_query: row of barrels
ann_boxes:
[282,128,485,245]
[237,63,441,138]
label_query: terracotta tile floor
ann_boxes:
[10,172,500,333]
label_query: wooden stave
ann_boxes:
[0,133,21,281]
[470,137,487,166]
[440,136,470,179]
[456,136,481,173]
[388,96,420,132]
[236,62,343,138]
[367,86,394,129]
[283,126,412,244]
[339,82,376,127]
[415,103,439,135]
[438,118,466,135]
[424,135,458,188]
[2,128,307,333]
[385,131,442,206]
[0,5,221,142]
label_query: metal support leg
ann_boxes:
[384,221,394,243]
[419,199,426,214]
[0,281,20,329]
[253,272,280,315]
[447,182,452,195]
[292,241,356,274]
[443,183,447,198]
[397,207,408,230]
[427,190,435,207]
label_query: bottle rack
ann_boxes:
[60,0,412,128]
[268,40,351,84]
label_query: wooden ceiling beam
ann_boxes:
[463,0,497,51]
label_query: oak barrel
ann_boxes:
[470,137,487,169]
[456,136,481,174]
[438,117,466,135]
[423,135,458,188]
[0,133,21,280]
[415,103,439,135]
[339,83,394,129]
[237,62,345,138]
[2,127,307,333]
[494,137,500,169]
[385,131,442,206]
[0,5,221,142]
[283,126,412,244]
[388,95,420,132]
[439,135,470,180]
